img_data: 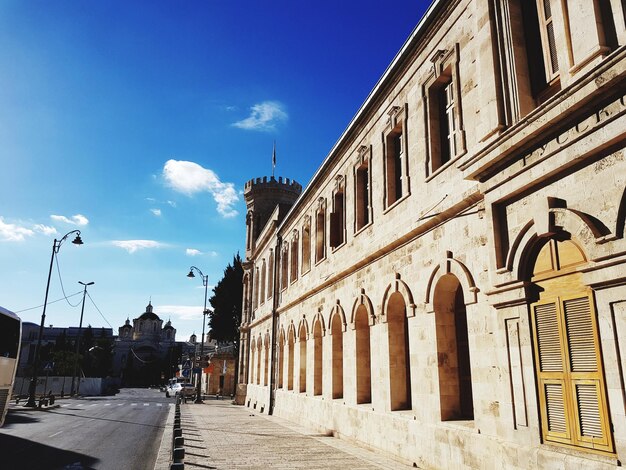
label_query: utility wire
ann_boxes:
[86,291,113,329]
[14,291,83,313]
[55,255,82,308]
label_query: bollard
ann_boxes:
[170,464,184,470]
[174,436,184,448]
[173,427,182,439]
[173,447,185,464]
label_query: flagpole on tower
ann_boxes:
[272,141,276,178]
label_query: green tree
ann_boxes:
[208,253,243,345]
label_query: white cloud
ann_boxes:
[162,160,239,218]
[167,200,177,208]
[0,217,34,241]
[153,305,204,321]
[34,224,58,236]
[111,240,165,253]
[150,208,162,217]
[232,101,288,131]
[186,248,202,256]
[50,214,89,226]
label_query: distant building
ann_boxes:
[112,301,179,386]
[17,322,113,377]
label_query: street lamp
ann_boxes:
[187,266,210,404]
[25,230,84,408]
[70,281,94,397]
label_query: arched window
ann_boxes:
[315,201,326,263]
[299,323,307,393]
[313,320,323,396]
[256,336,262,385]
[302,218,311,273]
[267,251,274,300]
[355,305,371,404]
[290,234,299,283]
[387,292,411,411]
[331,313,343,399]
[281,244,289,290]
[288,328,295,390]
[254,267,260,310]
[528,238,612,452]
[434,274,473,420]
[260,259,266,304]
[278,330,285,389]
[263,336,269,386]
[249,339,256,385]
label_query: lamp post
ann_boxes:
[187,266,210,404]
[25,230,84,408]
[70,281,94,397]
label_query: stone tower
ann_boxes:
[243,176,302,258]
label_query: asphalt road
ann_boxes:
[0,387,172,470]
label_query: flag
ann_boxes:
[272,141,276,176]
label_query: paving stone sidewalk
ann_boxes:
[157,399,416,470]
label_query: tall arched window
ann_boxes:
[302,217,311,273]
[299,323,307,393]
[256,335,262,385]
[288,327,295,390]
[387,292,411,411]
[253,267,260,310]
[355,305,372,404]
[267,250,274,300]
[260,259,266,304]
[290,232,299,283]
[249,338,256,385]
[528,238,612,452]
[313,319,323,396]
[278,330,285,389]
[331,313,343,399]
[434,274,473,420]
[281,244,289,290]
[263,335,269,386]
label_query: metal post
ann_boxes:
[187,266,209,404]
[25,230,83,408]
[71,281,94,396]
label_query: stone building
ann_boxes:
[238,0,626,468]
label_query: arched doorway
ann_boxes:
[313,320,323,396]
[355,305,371,404]
[331,313,343,399]
[387,292,411,411]
[433,274,473,420]
[527,237,613,453]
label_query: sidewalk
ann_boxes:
[155,399,416,470]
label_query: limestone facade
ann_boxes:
[238,0,626,467]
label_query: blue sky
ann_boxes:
[0,0,429,340]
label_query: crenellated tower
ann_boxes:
[243,176,302,258]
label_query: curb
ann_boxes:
[10,404,61,412]
[154,402,176,470]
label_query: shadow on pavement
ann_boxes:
[0,433,99,470]
[3,410,40,427]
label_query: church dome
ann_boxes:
[138,301,160,321]
[163,320,174,330]
[120,318,132,329]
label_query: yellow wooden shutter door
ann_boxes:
[533,300,571,444]
[563,295,613,452]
